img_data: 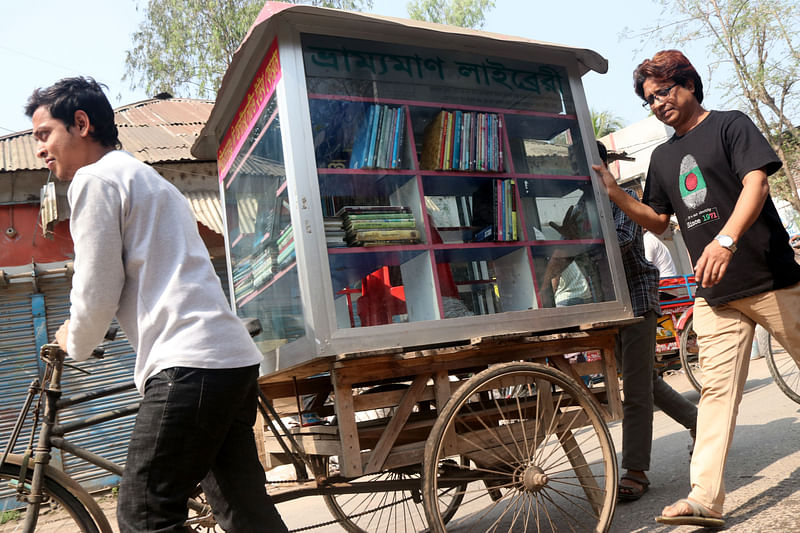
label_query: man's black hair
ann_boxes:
[25,77,120,149]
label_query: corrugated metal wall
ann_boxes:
[0,277,139,497]
[0,282,41,458]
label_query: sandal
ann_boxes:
[617,473,650,501]
[656,498,725,528]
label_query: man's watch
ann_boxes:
[714,234,737,253]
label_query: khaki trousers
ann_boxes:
[689,282,800,513]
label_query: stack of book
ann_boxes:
[251,246,279,287]
[419,109,503,172]
[324,217,348,248]
[336,206,421,247]
[349,104,405,170]
[232,259,254,302]
[471,178,518,242]
[276,225,295,267]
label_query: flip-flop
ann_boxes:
[656,498,725,528]
[617,474,650,501]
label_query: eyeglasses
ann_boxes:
[641,83,679,109]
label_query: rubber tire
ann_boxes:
[765,337,800,404]
[679,316,703,393]
[422,362,618,532]
[0,462,100,532]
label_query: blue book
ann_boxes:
[391,107,405,169]
[349,105,374,169]
[452,110,462,170]
[366,104,382,168]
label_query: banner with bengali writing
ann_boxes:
[218,38,282,182]
[301,34,570,113]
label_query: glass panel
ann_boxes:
[223,96,304,350]
[517,178,602,242]
[302,32,615,328]
[532,243,614,308]
[435,246,535,316]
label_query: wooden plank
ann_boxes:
[258,374,333,401]
[264,435,342,456]
[557,428,604,514]
[364,373,429,473]
[362,440,426,472]
[433,370,457,455]
[258,356,334,384]
[332,369,362,477]
[601,343,623,421]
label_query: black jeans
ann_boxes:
[117,365,288,533]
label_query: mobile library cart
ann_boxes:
[192,3,634,531]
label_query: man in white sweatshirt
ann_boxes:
[27,77,287,533]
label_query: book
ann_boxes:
[452,110,462,170]
[376,105,392,168]
[443,111,454,171]
[365,103,382,168]
[361,239,422,247]
[348,229,421,241]
[335,205,412,216]
[391,106,405,169]
[438,111,450,169]
[345,219,416,229]
[419,110,447,170]
[349,105,375,169]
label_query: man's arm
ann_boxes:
[693,167,770,288]
[66,174,126,360]
[592,164,670,234]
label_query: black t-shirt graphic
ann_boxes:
[643,110,800,305]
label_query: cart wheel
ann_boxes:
[321,384,465,532]
[318,456,465,533]
[679,316,703,392]
[422,362,617,532]
[765,337,800,404]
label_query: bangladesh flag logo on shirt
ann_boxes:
[679,154,707,209]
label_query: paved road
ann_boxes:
[275,355,800,532]
[610,354,800,532]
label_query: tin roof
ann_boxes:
[192,2,608,159]
[0,97,215,172]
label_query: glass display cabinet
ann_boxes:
[192,2,632,374]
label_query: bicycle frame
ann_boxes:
[0,344,213,532]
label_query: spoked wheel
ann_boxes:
[0,462,100,533]
[321,384,465,532]
[422,362,617,532]
[185,488,223,532]
[679,316,703,392]
[765,338,800,404]
[320,457,465,533]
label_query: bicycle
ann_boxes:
[0,329,234,532]
[680,309,800,404]
[655,275,800,404]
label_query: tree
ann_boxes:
[124,0,373,100]
[406,0,495,29]
[591,109,625,138]
[632,0,800,211]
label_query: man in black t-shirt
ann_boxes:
[594,50,800,528]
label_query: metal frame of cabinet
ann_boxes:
[192,2,632,375]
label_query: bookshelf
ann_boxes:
[193,5,632,371]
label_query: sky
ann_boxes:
[0,0,723,136]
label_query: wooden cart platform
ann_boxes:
[256,319,636,533]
